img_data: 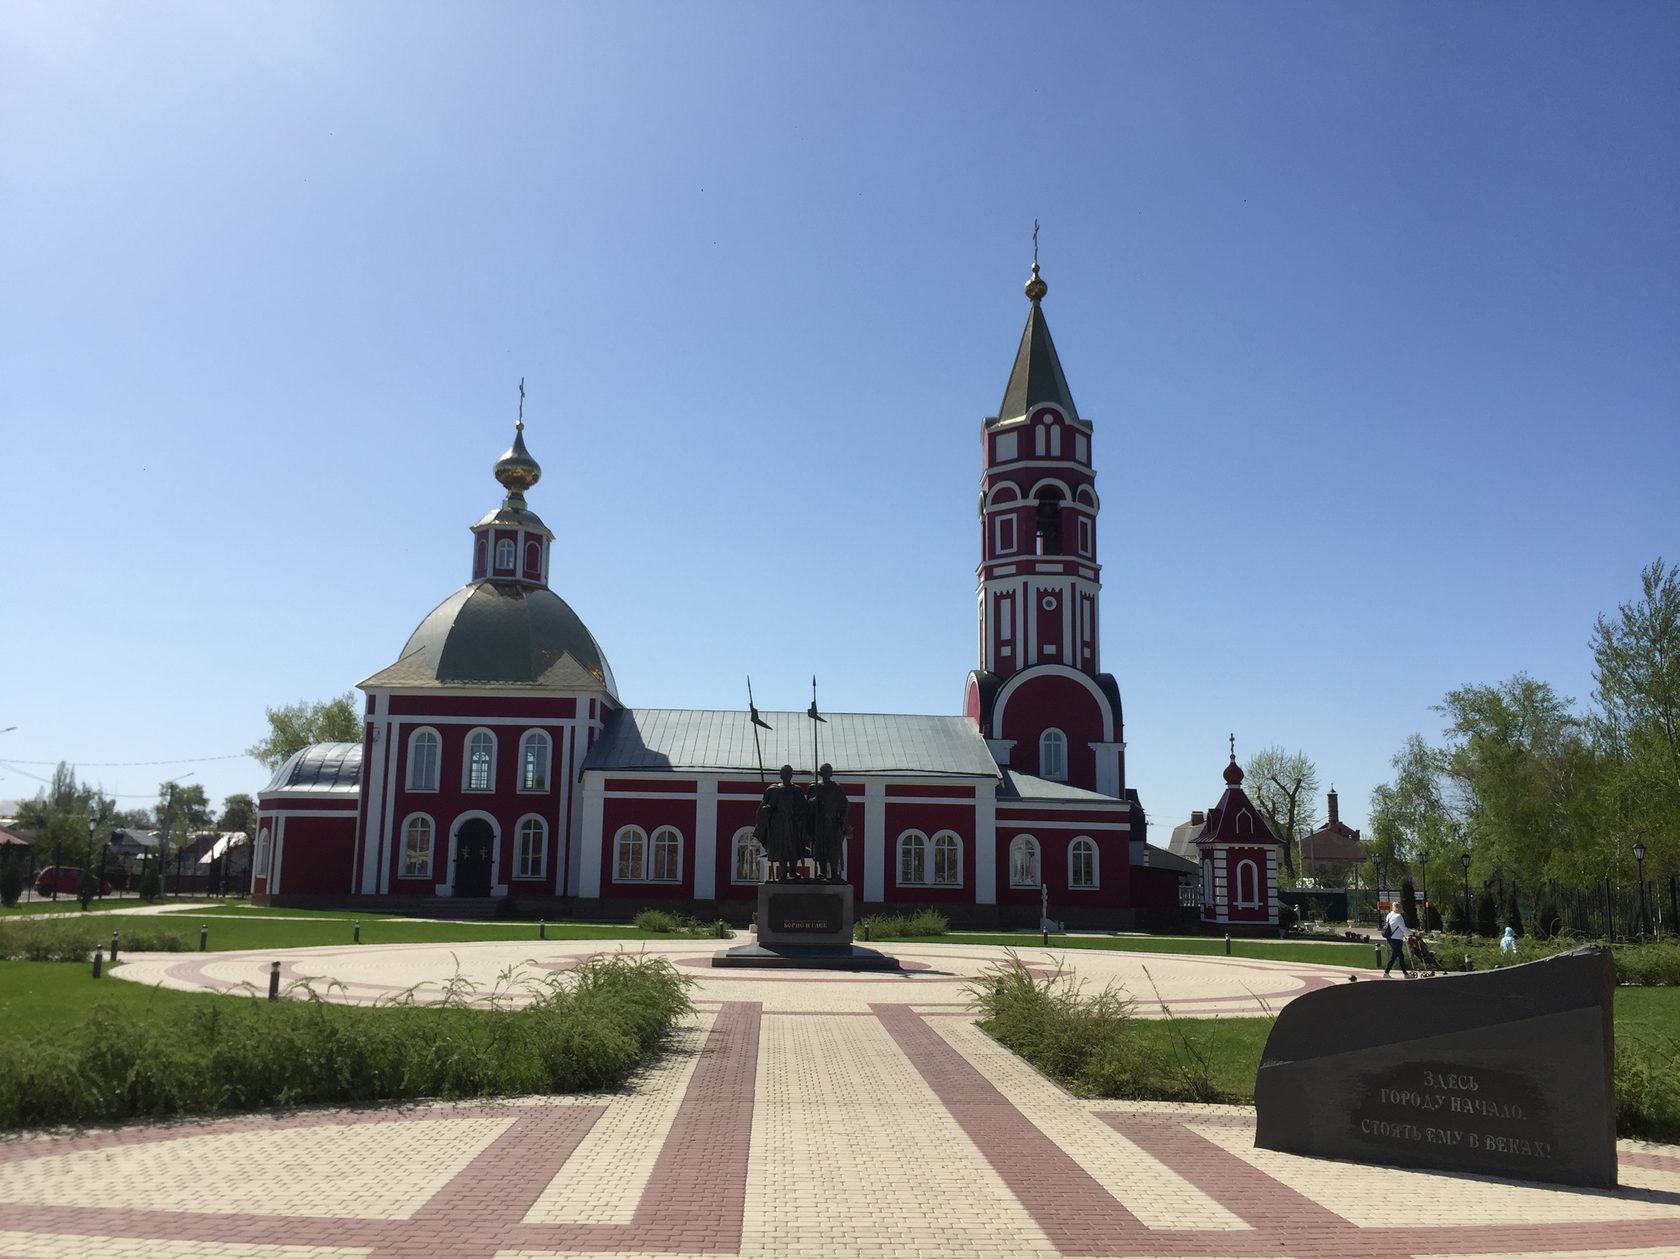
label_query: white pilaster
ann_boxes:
[1089,741,1125,797]
[863,779,886,902]
[693,778,718,900]
[579,776,604,898]
[974,779,997,905]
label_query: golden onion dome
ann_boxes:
[493,421,542,494]
[1024,261,1048,303]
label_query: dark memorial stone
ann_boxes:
[1254,945,1616,1188]
[712,882,900,970]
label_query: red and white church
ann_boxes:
[255,263,1273,929]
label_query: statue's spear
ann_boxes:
[807,674,826,784]
[746,676,772,785]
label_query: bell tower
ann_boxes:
[965,257,1126,796]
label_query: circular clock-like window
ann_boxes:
[1042,595,1058,610]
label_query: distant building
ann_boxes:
[1190,748,1283,932]
[257,262,1194,928]
[1298,789,1365,884]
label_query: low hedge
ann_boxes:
[0,952,692,1130]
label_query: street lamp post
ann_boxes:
[80,817,96,910]
[1634,841,1649,939]
[1420,852,1430,930]
[1460,851,1471,935]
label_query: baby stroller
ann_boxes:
[1407,932,1442,976]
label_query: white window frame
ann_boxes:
[254,826,272,877]
[1237,858,1261,908]
[731,827,764,884]
[650,826,682,883]
[524,538,541,574]
[931,830,963,886]
[406,727,441,792]
[515,814,546,879]
[1039,728,1067,781]
[1069,836,1098,890]
[402,813,434,879]
[495,537,515,570]
[1008,835,1040,888]
[519,729,551,793]
[994,514,1016,554]
[1077,516,1092,557]
[463,727,496,792]
[614,826,647,882]
[897,830,929,887]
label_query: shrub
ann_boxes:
[1475,888,1498,937]
[856,910,947,939]
[967,954,1230,1104]
[1277,903,1297,931]
[1424,902,1444,932]
[0,853,21,908]
[1615,1035,1680,1144]
[1614,939,1680,987]
[0,953,692,1130]
[139,864,162,903]
[0,919,188,960]
[632,908,682,933]
[1303,897,1326,923]
[1534,898,1563,940]
[1399,879,1419,930]
[1505,886,1524,937]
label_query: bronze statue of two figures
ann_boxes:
[753,763,850,882]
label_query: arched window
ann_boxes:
[407,728,440,791]
[1069,837,1097,889]
[516,815,546,879]
[1237,812,1254,835]
[1009,835,1039,887]
[732,828,764,884]
[651,827,682,882]
[495,538,515,570]
[1035,489,1064,554]
[614,826,647,882]
[1237,859,1260,908]
[402,814,433,879]
[1039,729,1066,781]
[524,539,541,573]
[931,831,962,885]
[464,728,495,792]
[897,830,928,886]
[254,826,272,877]
[519,730,550,792]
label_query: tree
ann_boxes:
[247,693,362,770]
[1504,884,1525,937]
[1438,676,1597,893]
[1245,746,1319,880]
[218,793,257,835]
[155,781,212,890]
[0,850,22,907]
[1591,558,1680,880]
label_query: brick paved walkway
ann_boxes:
[2,938,1676,1258]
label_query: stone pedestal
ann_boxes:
[712,881,900,970]
[1254,945,1616,1188]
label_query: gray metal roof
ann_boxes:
[997,770,1125,805]
[261,742,363,795]
[361,582,618,697]
[1138,843,1199,874]
[583,710,1000,779]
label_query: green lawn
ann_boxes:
[886,930,1384,969]
[2,912,680,953]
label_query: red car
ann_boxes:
[33,866,113,897]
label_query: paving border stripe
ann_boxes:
[873,1001,1158,1255]
[1105,1112,1680,1259]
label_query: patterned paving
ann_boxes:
[2,939,1677,1258]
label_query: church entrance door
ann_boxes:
[453,818,494,897]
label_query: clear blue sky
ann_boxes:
[3,2,1675,841]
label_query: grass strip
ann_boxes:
[969,953,1680,1142]
[0,953,692,1131]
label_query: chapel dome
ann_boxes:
[362,582,619,698]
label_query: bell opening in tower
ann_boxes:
[1035,489,1064,555]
